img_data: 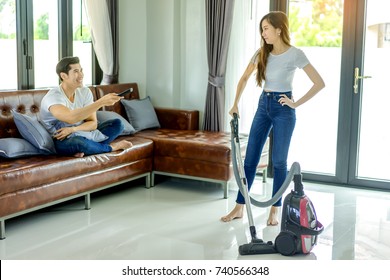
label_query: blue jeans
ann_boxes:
[54,119,124,156]
[236,91,296,206]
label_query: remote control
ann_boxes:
[117,88,132,96]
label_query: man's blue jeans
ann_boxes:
[236,91,296,207]
[54,119,124,156]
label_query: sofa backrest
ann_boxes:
[0,89,50,138]
[0,84,136,139]
[95,83,140,117]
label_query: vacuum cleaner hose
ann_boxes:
[230,114,301,208]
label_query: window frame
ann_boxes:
[13,0,100,90]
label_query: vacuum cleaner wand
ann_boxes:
[230,113,276,254]
[230,114,261,243]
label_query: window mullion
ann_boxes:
[58,0,73,59]
[269,0,289,13]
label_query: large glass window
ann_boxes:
[33,0,59,88]
[0,0,94,90]
[285,0,389,190]
[356,0,390,181]
[287,0,344,176]
[73,0,92,86]
[0,0,17,90]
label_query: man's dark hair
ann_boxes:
[56,56,80,81]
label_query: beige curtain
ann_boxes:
[83,0,119,84]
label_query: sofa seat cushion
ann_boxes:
[137,129,249,164]
[0,136,153,196]
[137,129,249,182]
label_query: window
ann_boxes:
[0,0,17,90]
[0,0,95,90]
[33,0,59,88]
[72,0,92,86]
[287,0,343,175]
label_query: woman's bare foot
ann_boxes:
[74,152,84,158]
[267,206,280,226]
[221,204,244,222]
[110,140,133,151]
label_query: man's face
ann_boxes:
[62,63,84,88]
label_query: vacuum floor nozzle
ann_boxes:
[239,241,277,255]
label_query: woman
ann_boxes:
[221,11,325,225]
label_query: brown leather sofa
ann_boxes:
[0,83,268,239]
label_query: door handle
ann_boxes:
[354,67,372,94]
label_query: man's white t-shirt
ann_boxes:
[40,86,107,142]
[250,46,310,92]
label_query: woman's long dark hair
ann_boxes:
[256,11,291,87]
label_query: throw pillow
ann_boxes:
[0,138,41,158]
[96,111,135,135]
[121,96,161,132]
[12,110,56,154]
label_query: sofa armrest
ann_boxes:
[154,107,199,130]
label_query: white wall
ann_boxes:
[179,0,208,117]
[118,0,208,122]
[146,0,175,107]
[118,0,147,97]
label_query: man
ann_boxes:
[40,56,132,157]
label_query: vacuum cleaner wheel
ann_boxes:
[275,231,297,256]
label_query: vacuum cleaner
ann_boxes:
[230,113,324,256]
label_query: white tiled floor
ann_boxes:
[1,176,390,260]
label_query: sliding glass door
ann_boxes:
[286,0,390,190]
[348,0,390,188]
[287,0,343,178]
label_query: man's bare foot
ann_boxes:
[74,152,84,158]
[110,140,133,152]
[267,206,280,226]
[221,204,244,222]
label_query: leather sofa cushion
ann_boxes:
[0,137,153,196]
[136,129,248,164]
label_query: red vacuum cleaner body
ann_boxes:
[274,175,323,256]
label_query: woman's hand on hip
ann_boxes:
[278,94,296,109]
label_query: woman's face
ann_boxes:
[261,19,280,45]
